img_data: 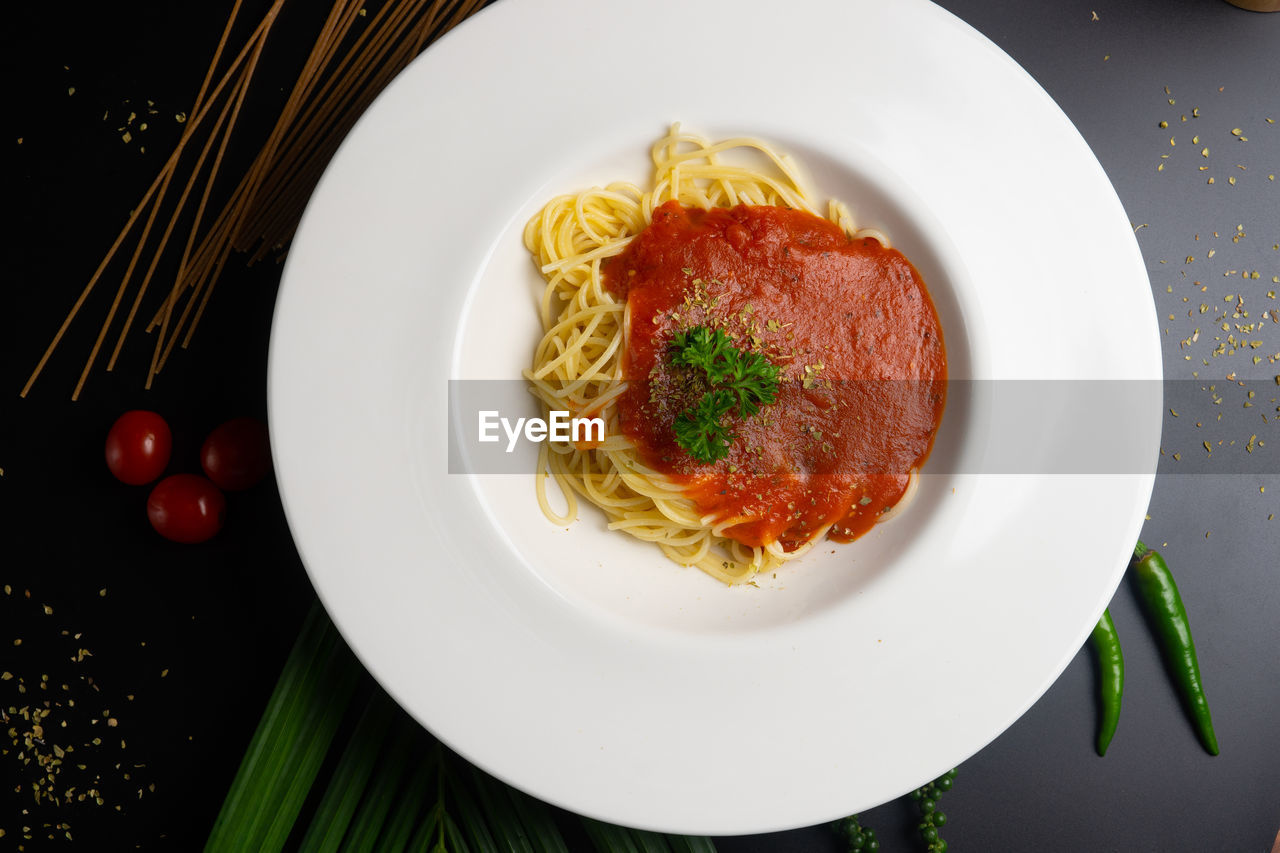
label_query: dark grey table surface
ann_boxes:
[5,1,1278,851]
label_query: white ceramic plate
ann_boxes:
[268,0,1161,835]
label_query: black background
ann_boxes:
[4,0,1279,850]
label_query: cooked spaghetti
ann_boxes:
[523,125,945,584]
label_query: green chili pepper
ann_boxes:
[1090,608,1124,756]
[1131,540,1219,755]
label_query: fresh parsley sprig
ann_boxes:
[673,389,736,463]
[668,326,780,463]
[669,326,734,376]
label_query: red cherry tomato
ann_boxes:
[147,474,226,543]
[105,410,172,485]
[200,417,271,491]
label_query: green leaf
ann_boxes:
[581,818,718,853]
[630,830,674,853]
[585,819,698,853]
[407,800,444,853]
[340,718,417,852]
[722,353,779,416]
[673,389,735,463]
[442,812,474,853]
[299,691,397,853]
[466,765,537,853]
[665,835,717,853]
[376,749,435,852]
[204,602,363,853]
[582,819,643,853]
[444,752,500,853]
[493,777,568,853]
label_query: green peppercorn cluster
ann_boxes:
[831,813,879,851]
[908,768,958,852]
[831,767,957,852]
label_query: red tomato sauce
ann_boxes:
[604,200,946,550]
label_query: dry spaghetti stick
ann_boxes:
[149,0,344,308]
[143,162,255,333]
[298,0,370,106]
[425,0,486,49]
[71,5,273,394]
[145,180,244,333]
[150,131,265,359]
[237,0,434,248]
[163,176,256,362]
[178,233,239,352]
[22,0,278,398]
[256,0,427,180]
[72,162,180,399]
[247,0,448,254]
[91,10,282,392]
[194,0,424,333]
[228,1,357,246]
[409,0,456,52]
[181,0,489,353]
[242,0,435,231]
[113,36,255,374]
[150,0,302,367]
[153,262,213,373]
[169,2,362,353]
[155,209,239,372]
[95,0,288,391]
[146,28,267,387]
[251,133,345,255]
[249,0,458,254]
[189,0,247,130]
[129,0,257,356]
[147,115,264,359]
[154,190,244,373]
[144,160,250,333]
[214,24,350,260]
[22,180,165,397]
[128,0,249,339]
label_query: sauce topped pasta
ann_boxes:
[607,200,946,549]
[523,125,946,584]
